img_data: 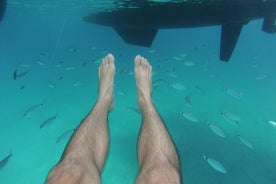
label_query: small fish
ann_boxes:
[170,83,187,91]
[56,129,75,143]
[255,74,267,81]
[180,111,199,123]
[40,115,57,129]
[183,61,195,67]
[90,46,97,50]
[195,85,204,94]
[224,88,243,99]
[48,81,56,89]
[173,56,183,61]
[117,91,126,96]
[55,61,64,68]
[65,66,76,71]
[238,135,254,149]
[203,155,227,174]
[153,78,167,88]
[185,95,192,107]
[68,47,77,53]
[207,122,226,138]
[166,72,177,78]
[265,120,276,127]
[93,59,102,64]
[13,70,28,80]
[220,111,240,125]
[148,49,157,53]
[0,152,12,170]
[179,53,188,59]
[127,106,140,115]
[73,81,82,87]
[23,103,44,117]
[20,63,31,68]
[36,60,46,66]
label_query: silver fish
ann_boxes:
[56,129,75,143]
[0,152,12,170]
[207,122,226,138]
[180,111,199,123]
[127,106,140,115]
[203,155,227,174]
[265,120,276,128]
[238,135,254,149]
[40,115,57,129]
[23,103,44,117]
[13,69,28,80]
[170,83,187,91]
[224,88,243,99]
[185,95,192,107]
[220,110,240,125]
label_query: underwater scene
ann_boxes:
[0,0,276,183]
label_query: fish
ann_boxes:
[93,59,102,64]
[184,95,192,107]
[117,91,126,96]
[170,83,187,91]
[36,60,46,66]
[238,135,254,149]
[195,85,204,94]
[56,129,75,143]
[55,61,64,68]
[220,110,240,125]
[40,115,57,129]
[0,151,12,170]
[255,74,267,81]
[65,66,76,71]
[19,63,31,68]
[148,49,157,53]
[68,47,77,53]
[265,120,276,128]
[48,81,56,89]
[180,111,199,123]
[166,72,177,78]
[127,106,140,115]
[73,81,82,87]
[13,69,28,80]
[207,122,226,138]
[152,78,167,88]
[203,155,227,174]
[224,88,243,99]
[23,103,44,117]
[173,56,183,61]
[179,53,188,59]
[183,61,195,67]
[90,46,97,50]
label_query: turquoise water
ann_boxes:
[1,1,276,184]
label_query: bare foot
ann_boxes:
[134,55,152,109]
[98,53,115,111]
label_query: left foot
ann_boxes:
[98,53,115,111]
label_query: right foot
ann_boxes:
[134,55,152,108]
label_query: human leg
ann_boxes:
[134,55,181,184]
[45,53,115,184]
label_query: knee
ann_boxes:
[46,161,98,184]
[145,165,181,184]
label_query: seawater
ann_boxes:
[0,1,276,184]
